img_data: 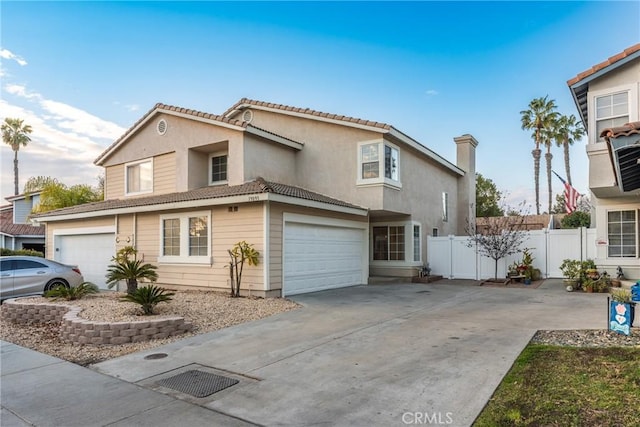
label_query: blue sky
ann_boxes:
[1,1,639,211]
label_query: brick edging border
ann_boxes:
[3,298,193,345]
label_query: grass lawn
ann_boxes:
[473,345,640,426]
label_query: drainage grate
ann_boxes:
[157,370,239,398]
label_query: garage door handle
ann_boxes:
[37,271,46,274]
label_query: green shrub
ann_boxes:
[561,211,591,228]
[1,248,44,257]
[44,282,99,300]
[120,285,174,315]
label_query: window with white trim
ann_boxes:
[209,153,228,185]
[607,210,637,258]
[125,159,152,195]
[358,141,401,186]
[373,225,405,261]
[596,92,628,142]
[413,224,421,262]
[159,212,210,263]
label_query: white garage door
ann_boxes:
[55,233,115,289]
[283,220,366,296]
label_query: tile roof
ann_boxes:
[0,208,45,236]
[224,98,393,130]
[567,43,640,86]
[32,178,365,219]
[599,121,640,139]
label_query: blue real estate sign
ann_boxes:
[609,301,632,336]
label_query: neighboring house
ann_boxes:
[567,43,640,279]
[34,99,477,296]
[0,193,45,253]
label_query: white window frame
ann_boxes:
[412,222,422,262]
[125,158,153,196]
[606,209,638,259]
[357,140,402,188]
[158,211,211,264]
[208,152,228,186]
[588,83,639,144]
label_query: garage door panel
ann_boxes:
[56,234,115,289]
[283,221,365,296]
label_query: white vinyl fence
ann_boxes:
[427,227,596,280]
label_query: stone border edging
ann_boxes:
[3,298,193,345]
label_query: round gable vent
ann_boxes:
[157,119,168,135]
[242,109,253,123]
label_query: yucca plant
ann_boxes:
[105,246,158,295]
[44,282,99,301]
[121,285,175,315]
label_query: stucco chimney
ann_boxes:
[454,134,478,235]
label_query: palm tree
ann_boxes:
[1,118,33,195]
[541,124,557,213]
[553,114,585,185]
[520,96,558,215]
[105,246,158,294]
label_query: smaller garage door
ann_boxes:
[283,219,366,296]
[55,233,115,289]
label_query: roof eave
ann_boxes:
[35,192,367,222]
[387,128,464,176]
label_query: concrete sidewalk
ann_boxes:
[2,279,609,426]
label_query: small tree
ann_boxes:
[105,246,158,295]
[476,173,504,217]
[561,211,591,228]
[466,202,529,281]
[227,241,260,297]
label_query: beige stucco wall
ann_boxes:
[242,134,297,183]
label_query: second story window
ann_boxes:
[596,92,628,142]
[358,141,401,186]
[442,192,449,222]
[210,154,228,185]
[125,159,152,195]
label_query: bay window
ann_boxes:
[358,141,401,186]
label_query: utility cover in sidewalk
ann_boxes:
[157,370,239,397]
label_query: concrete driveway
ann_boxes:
[91,280,608,426]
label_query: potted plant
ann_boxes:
[559,259,581,290]
[524,269,532,285]
[583,278,594,293]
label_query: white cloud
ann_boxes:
[5,84,40,100]
[0,48,28,66]
[426,89,439,96]
[125,104,140,112]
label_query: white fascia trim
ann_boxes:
[263,202,270,291]
[95,108,246,166]
[570,51,640,91]
[268,194,368,217]
[283,212,368,229]
[387,128,464,176]
[234,103,390,134]
[37,192,367,222]
[53,226,116,235]
[246,126,304,150]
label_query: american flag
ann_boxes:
[553,171,580,213]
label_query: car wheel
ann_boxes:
[45,279,69,292]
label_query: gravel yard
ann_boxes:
[0,291,299,366]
